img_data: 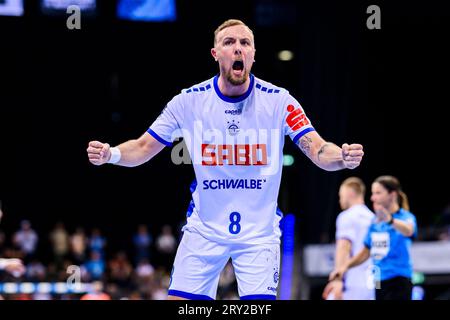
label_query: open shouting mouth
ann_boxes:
[232,60,244,76]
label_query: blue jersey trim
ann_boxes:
[186,200,195,218]
[240,294,276,300]
[276,207,283,218]
[146,128,173,146]
[292,127,315,144]
[186,84,212,94]
[189,179,197,193]
[168,290,214,300]
[186,180,198,217]
[255,83,281,94]
[213,74,254,103]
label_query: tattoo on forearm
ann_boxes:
[298,136,312,156]
[317,143,331,162]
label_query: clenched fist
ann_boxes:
[342,143,364,169]
[87,141,111,166]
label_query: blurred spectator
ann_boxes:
[136,258,155,279]
[70,227,87,264]
[49,222,70,267]
[13,220,38,262]
[1,219,211,300]
[82,251,105,281]
[108,251,133,288]
[134,258,155,297]
[133,224,153,265]
[151,284,168,300]
[148,269,170,300]
[26,259,46,281]
[89,228,106,258]
[155,225,176,270]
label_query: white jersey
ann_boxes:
[149,74,314,244]
[335,204,375,299]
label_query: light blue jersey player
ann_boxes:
[363,208,417,281]
[87,19,365,300]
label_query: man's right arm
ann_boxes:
[335,239,352,270]
[324,239,351,299]
[323,243,368,299]
[87,132,166,167]
[347,246,370,269]
[329,247,371,281]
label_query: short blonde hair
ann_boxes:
[341,177,366,197]
[214,19,254,46]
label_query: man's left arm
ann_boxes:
[296,131,364,171]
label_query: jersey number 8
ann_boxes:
[229,212,241,234]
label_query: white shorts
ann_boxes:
[343,287,375,300]
[168,230,280,300]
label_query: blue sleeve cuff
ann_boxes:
[146,128,173,146]
[292,127,315,144]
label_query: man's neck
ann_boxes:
[349,199,365,208]
[217,74,250,97]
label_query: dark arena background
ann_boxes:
[0,0,449,305]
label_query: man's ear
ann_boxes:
[211,48,218,61]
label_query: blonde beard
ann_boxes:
[225,70,249,86]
